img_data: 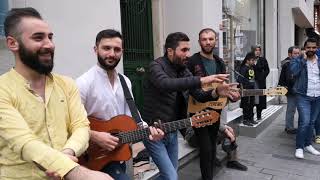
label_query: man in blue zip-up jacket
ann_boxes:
[290,38,320,159]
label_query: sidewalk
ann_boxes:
[179,104,320,180]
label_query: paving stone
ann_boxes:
[179,105,320,180]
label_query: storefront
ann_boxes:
[221,0,265,110]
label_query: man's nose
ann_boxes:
[186,51,191,58]
[109,48,116,57]
[43,38,55,49]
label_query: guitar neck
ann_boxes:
[118,118,191,144]
[241,89,264,97]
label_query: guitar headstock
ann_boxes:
[191,110,220,128]
[264,86,288,96]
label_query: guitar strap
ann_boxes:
[118,73,142,124]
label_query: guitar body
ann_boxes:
[79,115,138,171]
[188,96,227,113]
[79,111,220,170]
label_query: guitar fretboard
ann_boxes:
[242,89,264,97]
[117,118,192,144]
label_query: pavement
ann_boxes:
[178,104,320,180]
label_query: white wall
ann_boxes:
[159,0,222,56]
[278,0,295,62]
[265,0,278,88]
[162,0,203,55]
[10,0,122,78]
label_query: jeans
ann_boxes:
[315,113,320,136]
[296,94,320,149]
[285,94,297,129]
[101,161,130,180]
[143,131,178,180]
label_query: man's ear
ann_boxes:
[167,48,174,56]
[6,36,19,51]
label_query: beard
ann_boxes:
[201,45,214,55]
[97,54,120,71]
[306,51,316,58]
[18,41,54,75]
[172,55,187,71]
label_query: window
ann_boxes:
[0,0,9,37]
[222,0,265,110]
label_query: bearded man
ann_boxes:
[0,7,113,180]
[76,29,164,180]
[142,31,239,180]
[187,28,246,180]
[290,38,320,159]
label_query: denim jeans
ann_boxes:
[296,94,320,149]
[101,161,130,180]
[143,131,178,180]
[285,94,297,129]
[315,114,320,135]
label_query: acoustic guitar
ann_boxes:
[79,110,219,170]
[188,84,287,113]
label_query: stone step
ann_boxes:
[238,105,283,138]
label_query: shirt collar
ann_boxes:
[8,68,53,90]
[307,56,318,65]
[95,64,119,80]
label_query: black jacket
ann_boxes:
[254,56,269,109]
[278,58,295,95]
[187,52,226,77]
[142,56,216,125]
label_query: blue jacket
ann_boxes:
[289,56,320,95]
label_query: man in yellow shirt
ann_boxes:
[0,7,112,179]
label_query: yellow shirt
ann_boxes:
[0,69,90,179]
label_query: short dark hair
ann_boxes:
[198,28,217,39]
[95,29,123,46]
[164,32,189,56]
[288,46,300,53]
[241,52,256,66]
[304,38,318,47]
[4,7,42,38]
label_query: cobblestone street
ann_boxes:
[179,105,320,180]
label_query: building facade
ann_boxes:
[0,0,315,121]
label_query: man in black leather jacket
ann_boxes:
[142,32,240,180]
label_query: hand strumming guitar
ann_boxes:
[90,131,119,151]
